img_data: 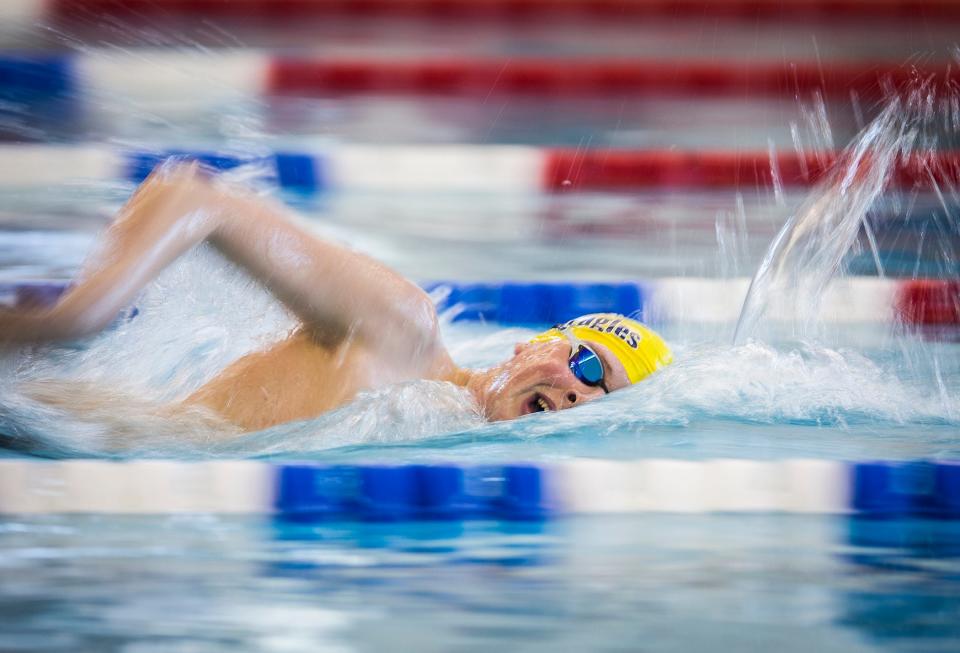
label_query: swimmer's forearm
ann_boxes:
[0,307,37,344]
[210,192,441,357]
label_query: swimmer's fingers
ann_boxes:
[112,165,185,227]
[119,160,209,214]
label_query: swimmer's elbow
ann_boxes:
[328,283,441,358]
[389,286,444,353]
[411,290,443,347]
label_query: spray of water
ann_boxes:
[734,82,950,343]
[3,72,960,458]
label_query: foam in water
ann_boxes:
[0,248,484,457]
[2,80,960,457]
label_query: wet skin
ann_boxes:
[464,338,632,421]
[0,164,630,432]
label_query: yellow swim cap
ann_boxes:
[529,313,673,384]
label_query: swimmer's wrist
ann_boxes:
[0,307,44,345]
[0,306,86,344]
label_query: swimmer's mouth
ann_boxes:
[525,392,555,415]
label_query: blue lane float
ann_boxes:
[0,54,77,140]
[276,464,549,521]
[427,281,645,324]
[0,54,74,103]
[852,461,960,518]
[125,150,324,194]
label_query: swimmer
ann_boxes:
[0,163,672,431]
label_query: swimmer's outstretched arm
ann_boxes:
[0,163,444,367]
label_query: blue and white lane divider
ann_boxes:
[0,459,958,519]
[5,277,952,326]
[0,145,542,194]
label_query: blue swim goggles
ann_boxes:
[556,326,610,394]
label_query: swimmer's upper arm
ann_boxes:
[210,190,443,366]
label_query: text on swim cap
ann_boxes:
[563,316,642,349]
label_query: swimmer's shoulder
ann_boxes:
[185,331,372,429]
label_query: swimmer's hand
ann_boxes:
[0,162,222,347]
[0,160,449,377]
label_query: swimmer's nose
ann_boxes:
[560,390,585,410]
[560,386,605,410]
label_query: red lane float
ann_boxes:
[50,0,960,22]
[268,59,956,98]
[543,150,960,191]
[896,280,960,326]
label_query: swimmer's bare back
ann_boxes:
[0,163,465,431]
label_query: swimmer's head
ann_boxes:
[528,314,673,385]
[466,313,673,421]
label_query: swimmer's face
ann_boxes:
[476,338,631,421]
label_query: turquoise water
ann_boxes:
[3,185,956,646]
[1,188,958,461]
[2,513,960,652]
[2,102,959,459]
[1,30,959,652]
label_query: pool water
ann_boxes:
[2,11,960,652]
[1,188,958,462]
[3,97,960,460]
[1,95,959,461]
[2,513,960,653]
[0,89,960,461]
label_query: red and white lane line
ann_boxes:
[30,0,960,22]
[0,0,46,23]
[5,50,957,100]
[644,277,960,326]
[0,144,958,193]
